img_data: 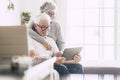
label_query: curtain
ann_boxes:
[54,0,67,39]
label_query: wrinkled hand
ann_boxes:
[32,57,48,66]
[54,51,63,57]
[55,57,66,65]
[43,41,52,50]
[29,50,36,57]
[73,55,81,63]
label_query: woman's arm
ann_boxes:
[54,21,65,51]
[28,19,45,44]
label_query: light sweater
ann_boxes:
[27,19,65,51]
[28,36,59,58]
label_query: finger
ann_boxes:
[45,45,49,50]
[46,45,51,50]
[58,52,63,56]
[76,56,80,59]
[75,55,81,59]
[47,46,51,50]
[74,55,78,59]
[74,56,80,62]
[48,44,52,50]
[75,56,80,61]
[49,44,52,50]
[75,54,80,57]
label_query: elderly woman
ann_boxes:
[28,1,83,79]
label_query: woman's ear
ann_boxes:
[50,21,52,25]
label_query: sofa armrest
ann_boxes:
[23,57,57,80]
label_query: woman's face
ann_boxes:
[46,9,56,19]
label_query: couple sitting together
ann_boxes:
[28,2,83,80]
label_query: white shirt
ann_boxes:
[28,36,59,58]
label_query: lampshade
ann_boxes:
[8,0,14,10]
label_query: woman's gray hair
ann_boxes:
[40,1,57,13]
[33,13,51,24]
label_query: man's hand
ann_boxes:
[29,50,36,57]
[43,41,52,50]
[54,51,63,57]
[55,57,66,65]
[32,57,48,66]
[73,55,81,63]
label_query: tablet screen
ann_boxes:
[63,47,82,60]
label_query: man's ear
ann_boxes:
[33,24,37,30]
[34,23,36,27]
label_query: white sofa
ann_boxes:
[23,57,59,80]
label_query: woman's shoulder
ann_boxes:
[51,20,61,28]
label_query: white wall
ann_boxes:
[0,0,21,25]
[0,0,54,26]
[54,0,67,40]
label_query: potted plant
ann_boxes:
[21,12,31,25]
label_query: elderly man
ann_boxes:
[28,12,84,80]
[29,11,84,80]
[28,13,66,64]
[28,13,70,80]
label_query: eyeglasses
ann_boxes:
[36,24,50,31]
[47,11,55,16]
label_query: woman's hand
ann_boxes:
[43,41,52,50]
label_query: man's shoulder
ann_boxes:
[28,36,43,46]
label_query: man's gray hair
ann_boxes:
[33,13,51,24]
[40,1,57,13]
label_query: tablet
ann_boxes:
[63,47,82,60]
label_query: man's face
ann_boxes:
[35,20,50,36]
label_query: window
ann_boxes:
[66,0,120,61]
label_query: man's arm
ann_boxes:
[64,55,81,64]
